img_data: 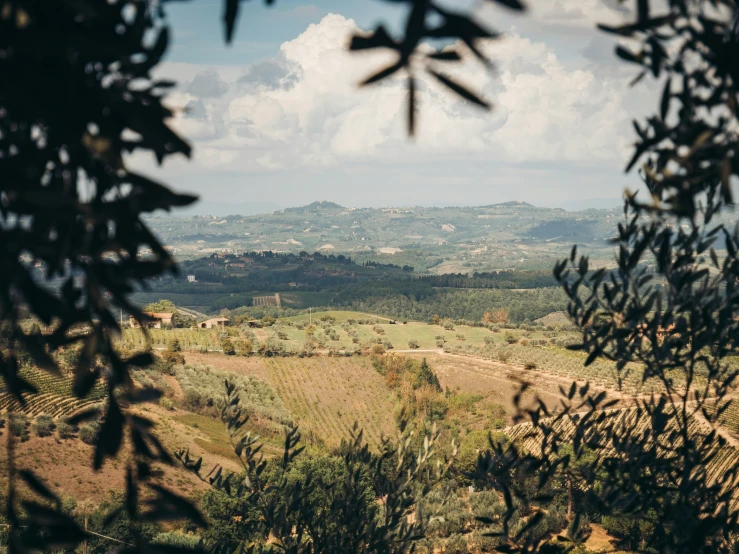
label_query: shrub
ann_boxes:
[456,334,465,341]
[162,349,185,365]
[57,421,75,439]
[445,535,469,554]
[484,336,494,346]
[299,342,314,357]
[33,414,56,437]
[169,338,182,352]
[408,339,420,349]
[9,413,27,437]
[524,361,537,370]
[160,397,174,410]
[372,325,385,335]
[238,338,254,356]
[221,337,236,356]
[184,388,202,409]
[79,422,100,445]
[263,337,286,357]
[504,332,518,344]
[370,344,385,355]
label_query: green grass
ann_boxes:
[269,314,532,352]
[174,414,283,460]
[121,309,535,354]
[282,310,396,323]
[369,322,496,350]
[174,413,239,461]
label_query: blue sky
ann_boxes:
[130,0,658,211]
[165,1,410,65]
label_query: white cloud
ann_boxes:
[130,11,658,206]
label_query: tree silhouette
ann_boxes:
[472,1,739,552]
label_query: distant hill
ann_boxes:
[483,201,534,208]
[146,201,626,272]
[284,201,346,213]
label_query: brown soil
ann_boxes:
[264,357,397,448]
[183,352,272,383]
[584,523,624,553]
[0,403,243,508]
[406,353,564,420]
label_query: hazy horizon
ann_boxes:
[163,196,625,217]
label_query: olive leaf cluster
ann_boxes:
[603,0,739,219]
[224,0,528,135]
[469,1,739,552]
[0,0,205,551]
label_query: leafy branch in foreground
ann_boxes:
[467,1,739,552]
[1,1,205,551]
[221,0,527,135]
[349,0,526,135]
[176,380,456,553]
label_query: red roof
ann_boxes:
[143,312,173,319]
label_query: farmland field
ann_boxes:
[120,312,538,354]
[418,353,564,420]
[263,357,397,448]
[121,327,225,351]
[443,342,695,396]
[266,319,536,353]
[0,366,105,416]
[180,353,398,449]
[283,310,395,323]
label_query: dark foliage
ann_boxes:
[0,0,200,551]
[470,1,739,552]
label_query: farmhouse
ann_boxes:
[129,312,173,329]
[198,317,229,329]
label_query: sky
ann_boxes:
[128,0,662,211]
